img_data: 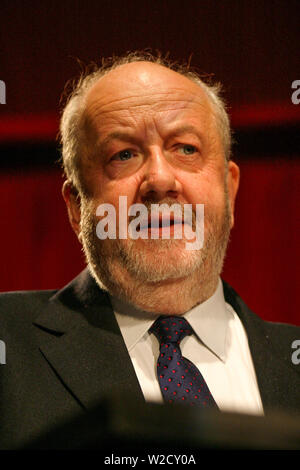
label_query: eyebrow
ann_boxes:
[166,125,203,140]
[96,125,204,153]
[96,132,136,154]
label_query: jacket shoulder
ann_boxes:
[0,290,57,324]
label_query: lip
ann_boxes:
[139,214,188,231]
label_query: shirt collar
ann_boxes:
[111,295,156,352]
[184,278,231,361]
[111,278,232,361]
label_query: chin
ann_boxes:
[119,239,204,283]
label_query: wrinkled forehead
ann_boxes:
[83,61,214,121]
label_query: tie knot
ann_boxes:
[150,316,193,345]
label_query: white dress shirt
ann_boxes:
[111,279,264,416]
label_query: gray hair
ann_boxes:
[59,51,232,194]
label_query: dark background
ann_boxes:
[0,0,299,325]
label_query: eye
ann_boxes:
[112,149,134,161]
[177,144,198,156]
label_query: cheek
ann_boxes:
[94,175,141,210]
[182,169,225,207]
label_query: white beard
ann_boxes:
[79,189,232,309]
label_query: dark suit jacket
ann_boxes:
[0,268,299,448]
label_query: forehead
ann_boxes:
[83,62,214,123]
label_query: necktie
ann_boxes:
[150,316,218,408]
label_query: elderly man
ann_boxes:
[0,52,299,449]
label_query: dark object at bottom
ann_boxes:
[20,393,300,450]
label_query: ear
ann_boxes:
[226,160,240,228]
[62,180,82,242]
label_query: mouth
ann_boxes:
[126,210,199,245]
[140,214,186,231]
[140,214,190,232]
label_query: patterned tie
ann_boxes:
[150,316,218,408]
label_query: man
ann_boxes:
[0,52,299,449]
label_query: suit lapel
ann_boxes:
[34,269,144,410]
[223,281,300,414]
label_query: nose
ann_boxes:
[139,146,181,202]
